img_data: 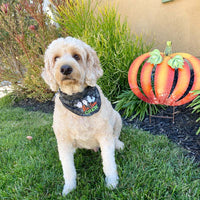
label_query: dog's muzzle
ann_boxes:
[60,65,73,75]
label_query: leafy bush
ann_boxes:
[0,0,66,101]
[115,90,162,121]
[55,0,153,102]
[189,90,200,135]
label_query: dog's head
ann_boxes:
[42,37,103,93]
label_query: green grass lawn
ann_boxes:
[0,98,200,199]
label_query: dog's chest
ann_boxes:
[53,106,103,149]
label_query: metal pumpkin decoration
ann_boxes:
[128,42,200,106]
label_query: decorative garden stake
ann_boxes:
[128,41,200,122]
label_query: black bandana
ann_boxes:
[59,86,101,116]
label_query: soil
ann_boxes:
[14,99,200,162]
[124,104,200,163]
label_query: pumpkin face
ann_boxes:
[128,52,200,106]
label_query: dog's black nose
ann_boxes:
[60,65,73,75]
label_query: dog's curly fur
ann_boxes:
[42,37,124,196]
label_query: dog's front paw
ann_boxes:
[62,183,76,196]
[115,140,124,151]
[105,175,119,189]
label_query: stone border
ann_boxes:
[0,85,12,98]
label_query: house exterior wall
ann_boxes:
[103,0,200,57]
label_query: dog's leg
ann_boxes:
[57,141,76,196]
[114,112,124,151]
[98,136,119,189]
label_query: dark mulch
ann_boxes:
[14,98,55,113]
[14,99,200,162]
[124,104,200,162]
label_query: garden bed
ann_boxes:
[125,104,200,162]
[14,99,200,163]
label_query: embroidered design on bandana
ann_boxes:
[59,86,101,116]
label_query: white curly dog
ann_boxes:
[42,37,124,196]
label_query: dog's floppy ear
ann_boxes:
[85,47,103,87]
[41,52,58,92]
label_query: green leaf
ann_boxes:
[168,55,184,69]
[195,127,200,135]
[147,49,163,65]
[190,90,200,95]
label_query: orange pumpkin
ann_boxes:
[128,50,200,106]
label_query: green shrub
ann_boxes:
[55,0,153,102]
[0,0,66,101]
[189,90,200,135]
[115,90,162,121]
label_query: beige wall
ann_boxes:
[103,0,200,57]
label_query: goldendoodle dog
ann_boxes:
[42,37,124,196]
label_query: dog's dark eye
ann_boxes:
[73,54,80,61]
[54,56,60,61]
